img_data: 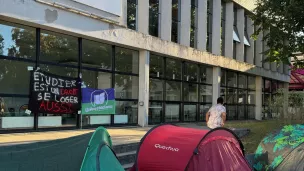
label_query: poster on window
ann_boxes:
[28,70,81,114]
[81,88,116,115]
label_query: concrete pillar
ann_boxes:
[255,76,263,120]
[246,17,254,64]
[236,8,244,62]
[255,30,263,67]
[212,67,221,105]
[138,50,150,127]
[197,0,207,51]
[137,0,149,34]
[180,0,191,46]
[212,0,221,55]
[263,30,270,69]
[224,2,233,58]
[159,0,172,41]
[120,0,128,26]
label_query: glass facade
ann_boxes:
[149,54,213,124]
[0,20,139,131]
[221,70,256,120]
[149,0,159,37]
[127,0,137,30]
[172,0,180,43]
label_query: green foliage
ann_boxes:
[250,0,304,69]
[0,35,4,55]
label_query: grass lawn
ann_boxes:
[225,120,304,154]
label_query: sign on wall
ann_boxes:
[28,70,81,114]
[81,88,116,115]
[72,0,122,16]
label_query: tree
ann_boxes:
[0,34,4,55]
[250,0,304,69]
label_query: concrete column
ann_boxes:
[137,0,149,34]
[138,50,150,127]
[159,0,172,41]
[212,67,221,105]
[236,8,244,62]
[197,0,207,51]
[255,30,263,67]
[263,30,270,69]
[255,76,263,120]
[212,0,221,55]
[224,2,233,58]
[180,0,191,46]
[246,17,254,64]
[120,0,128,26]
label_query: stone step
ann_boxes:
[122,163,134,171]
[113,142,139,154]
[116,150,137,165]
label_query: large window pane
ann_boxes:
[0,60,34,95]
[115,47,139,74]
[248,91,256,105]
[227,105,237,120]
[40,31,78,65]
[38,113,76,128]
[149,79,163,100]
[248,76,256,90]
[226,88,237,104]
[82,69,111,89]
[127,0,137,30]
[39,64,78,77]
[115,74,139,99]
[238,89,247,104]
[115,101,138,124]
[200,65,213,84]
[200,104,212,121]
[0,21,36,60]
[220,87,226,102]
[264,79,271,92]
[165,103,179,122]
[0,97,34,130]
[149,0,159,37]
[238,74,247,89]
[248,106,255,119]
[184,62,198,82]
[166,59,181,80]
[227,71,237,87]
[184,104,196,122]
[200,85,212,103]
[238,105,246,120]
[82,40,112,70]
[150,54,164,78]
[184,83,198,102]
[166,81,181,101]
[148,102,162,124]
[221,70,226,86]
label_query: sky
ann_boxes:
[0,23,15,55]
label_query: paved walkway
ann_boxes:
[0,123,211,146]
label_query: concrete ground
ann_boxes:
[0,123,211,146]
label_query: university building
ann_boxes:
[0,0,290,132]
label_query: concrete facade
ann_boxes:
[0,0,290,127]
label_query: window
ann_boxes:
[221,2,226,55]
[166,81,181,101]
[200,85,213,103]
[82,70,111,89]
[150,54,164,78]
[233,8,240,60]
[238,74,247,89]
[165,103,180,122]
[149,0,159,37]
[199,104,211,121]
[248,76,256,90]
[172,0,179,43]
[40,30,78,65]
[149,79,163,100]
[115,74,139,99]
[166,58,181,80]
[184,62,198,82]
[227,71,237,87]
[206,0,212,51]
[183,83,198,102]
[127,0,137,30]
[244,15,251,62]
[200,65,213,84]
[184,104,196,121]
[39,64,78,77]
[190,0,197,48]
[82,39,112,70]
[149,102,162,124]
[115,47,139,74]
[115,101,138,124]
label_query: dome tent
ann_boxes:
[254,124,304,171]
[130,124,251,171]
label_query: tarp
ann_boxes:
[80,127,124,171]
[131,124,251,171]
[254,124,304,171]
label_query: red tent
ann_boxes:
[130,124,251,171]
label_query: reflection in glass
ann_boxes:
[226,88,237,104]
[238,105,245,120]
[184,104,196,121]
[0,60,33,95]
[149,79,163,100]
[238,90,247,104]
[149,102,162,124]
[166,81,181,101]
[227,71,237,87]
[238,74,247,88]
[39,64,78,77]
[0,21,36,59]
[264,79,271,92]
[40,30,78,65]
[248,106,255,119]
[200,85,212,103]
[115,74,139,99]
[248,76,256,90]
[149,0,159,37]
[127,0,137,30]
[248,91,256,105]
[115,101,138,124]
[166,58,181,80]
[220,87,226,101]
[184,62,198,82]
[183,83,198,102]
[82,69,111,89]
[115,47,139,74]
[200,104,211,121]
[150,54,164,78]
[165,103,179,122]
[82,39,112,70]
[200,66,213,84]
[226,105,237,120]
[221,70,226,86]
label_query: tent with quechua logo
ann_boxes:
[253,124,304,171]
[129,124,251,171]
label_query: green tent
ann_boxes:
[80,127,124,171]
